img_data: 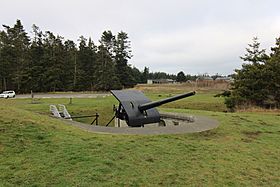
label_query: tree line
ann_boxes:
[0,20,141,92]
[0,20,201,93]
[226,37,280,109]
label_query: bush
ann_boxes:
[224,97,236,112]
[214,90,231,97]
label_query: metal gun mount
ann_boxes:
[108,90,196,127]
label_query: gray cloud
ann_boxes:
[1,0,279,75]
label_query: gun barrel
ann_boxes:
[138,91,196,111]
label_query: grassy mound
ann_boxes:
[1,99,280,186]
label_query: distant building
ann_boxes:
[147,79,175,84]
[195,76,232,89]
[147,79,153,84]
[196,76,213,81]
[215,77,233,82]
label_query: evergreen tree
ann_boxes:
[43,31,65,91]
[185,74,197,81]
[0,19,138,92]
[141,66,149,83]
[99,31,115,56]
[12,20,31,92]
[76,36,87,90]
[176,71,186,82]
[232,37,269,106]
[76,36,97,90]
[114,31,135,88]
[95,31,122,90]
[95,45,121,90]
[240,37,268,64]
[226,37,277,109]
[131,66,142,83]
[0,28,11,91]
[87,38,98,90]
[265,37,280,107]
[64,39,77,91]
[150,72,168,79]
[0,20,30,92]
[29,24,45,92]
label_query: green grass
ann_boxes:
[148,91,227,112]
[1,93,280,186]
[9,96,119,125]
[9,91,226,125]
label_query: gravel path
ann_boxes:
[61,112,219,135]
[16,93,110,99]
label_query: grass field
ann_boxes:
[1,86,280,186]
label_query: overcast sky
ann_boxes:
[1,0,280,75]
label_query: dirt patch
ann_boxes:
[242,131,262,142]
[258,120,271,126]
[198,130,218,137]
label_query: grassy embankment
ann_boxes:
[1,85,280,186]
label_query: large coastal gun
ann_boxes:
[108,90,195,127]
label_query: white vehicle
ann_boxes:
[0,91,16,98]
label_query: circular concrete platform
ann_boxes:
[62,112,219,135]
